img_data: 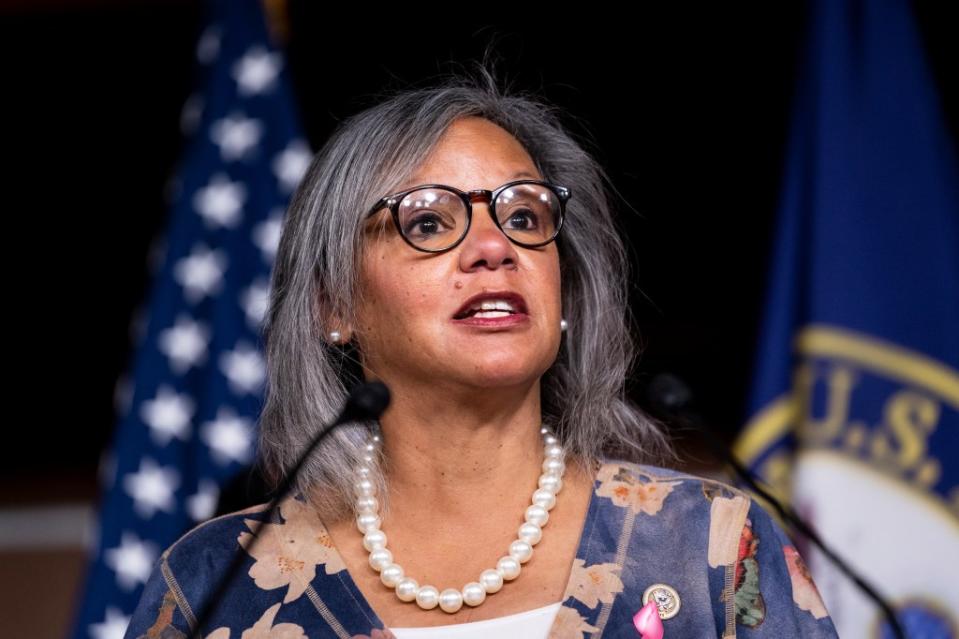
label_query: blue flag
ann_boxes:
[733,1,959,636]
[67,2,311,637]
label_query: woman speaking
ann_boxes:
[125,63,839,638]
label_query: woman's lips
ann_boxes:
[450,311,530,328]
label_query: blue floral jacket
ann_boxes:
[124,458,840,638]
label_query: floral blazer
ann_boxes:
[124,458,839,638]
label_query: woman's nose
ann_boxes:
[457,201,519,271]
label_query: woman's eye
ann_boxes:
[504,209,539,230]
[405,212,447,237]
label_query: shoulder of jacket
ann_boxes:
[159,501,272,564]
[599,458,754,502]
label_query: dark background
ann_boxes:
[3,1,957,500]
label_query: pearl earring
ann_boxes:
[328,330,341,343]
[560,318,568,332]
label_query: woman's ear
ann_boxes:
[313,286,353,345]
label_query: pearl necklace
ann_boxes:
[352,425,567,613]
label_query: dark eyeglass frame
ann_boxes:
[363,178,572,253]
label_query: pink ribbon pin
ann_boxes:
[632,600,664,639]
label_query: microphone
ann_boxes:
[189,381,391,639]
[644,372,905,639]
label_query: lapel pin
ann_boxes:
[642,583,681,620]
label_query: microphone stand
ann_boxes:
[188,381,391,639]
[645,372,906,639]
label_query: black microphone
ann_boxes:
[189,381,391,638]
[644,372,906,639]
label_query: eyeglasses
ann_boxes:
[364,179,572,253]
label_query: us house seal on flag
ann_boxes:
[788,327,959,638]
[731,0,959,637]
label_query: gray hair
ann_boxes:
[255,56,679,525]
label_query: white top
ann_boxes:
[388,601,563,639]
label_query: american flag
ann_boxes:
[67,1,311,637]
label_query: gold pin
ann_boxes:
[642,583,681,620]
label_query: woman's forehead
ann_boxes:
[399,118,542,190]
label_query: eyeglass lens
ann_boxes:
[396,183,561,250]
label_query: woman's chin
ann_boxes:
[448,357,548,389]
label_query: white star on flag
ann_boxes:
[232,45,281,96]
[99,449,117,492]
[210,112,264,162]
[240,277,271,329]
[196,24,222,64]
[146,232,169,276]
[272,139,312,193]
[186,478,221,522]
[140,384,195,446]
[123,458,180,519]
[129,303,150,347]
[173,243,229,304]
[192,173,247,229]
[201,407,255,466]
[158,314,211,375]
[252,209,284,262]
[104,531,159,592]
[180,92,204,136]
[219,340,266,396]
[113,371,134,419]
[88,606,131,639]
